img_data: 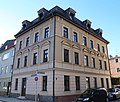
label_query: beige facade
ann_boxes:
[109,56,120,86]
[11,6,111,102]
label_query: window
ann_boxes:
[84,55,89,66]
[93,77,97,88]
[24,56,28,67]
[3,53,10,60]
[26,37,30,46]
[91,57,95,68]
[9,65,12,73]
[0,68,1,74]
[117,68,120,72]
[43,49,48,62]
[73,32,78,42]
[0,67,4,74]
[86,77,90,89]
[90,40,93,49]
[101,78,104,87]
[5,66,8,74]
[74,52,79,64]
[33,52,37,65]
[106,78,109,88]
[64,75,70,91]
[64,49,69,62]
[17,58,20,68]
[44,27,49,38]
[15,78,18,90]
[63,27,68,38]
[3,82,6,87]
[99,60,102,69]
[34,32,39,43]
[97,43,100,52]
[116,59,118,63]
[75,76,80,90]
[83,36,87,46]
[104,61,107,70]
[19,41,22,50]
[5,45,8,49]
[102,46,105,53]
[42,76,47,91]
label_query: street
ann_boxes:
[111,99,120,102]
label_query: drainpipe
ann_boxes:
[53,15,56,102]
[9,45,16,97]
[106,44,112,88]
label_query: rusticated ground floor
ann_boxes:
[11,68,111,102]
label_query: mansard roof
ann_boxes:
[15,6,109,44]
[0,39,15,53]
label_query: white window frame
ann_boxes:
[34,31,40,43]
[62,25,70,39]
[73,30,79,43]
[43,25,50,39]
[82,35,87,46]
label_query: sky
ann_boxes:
[0,0,120,56]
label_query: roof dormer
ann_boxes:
[65,8,76,20]
[95,28,103,36]
[83,19,92,29]
[37,8,48,19]
[22,20,31,29]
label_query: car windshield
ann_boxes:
[82,89,95,96]
[107,88,115,92]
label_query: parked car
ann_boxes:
[115,85,120,90]
[76,88,108,102]
[107,88,120,100]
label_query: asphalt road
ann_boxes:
[111,99,120,102]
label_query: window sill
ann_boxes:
[42,90,47,91]
[64,90,70,92]
[76,90,81,93]
[62,61,72,65]
[41,61,49,64]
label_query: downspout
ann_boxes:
[53,15,56,102]
[9,45,16,97]
[106,44,112,88]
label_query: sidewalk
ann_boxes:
[0,96,35,102]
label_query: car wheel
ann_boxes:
[113,95,116,100]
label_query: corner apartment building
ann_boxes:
[11,6,111,102]
[109,55,120,86]
[0,39,15,96]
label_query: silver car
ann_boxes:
[107,88,120,100]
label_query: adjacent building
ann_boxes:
[11,6,111,102]
[0,39,15,96]
[109,55,120,86]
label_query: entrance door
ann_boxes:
[21,78,27,96]
[7,82,11,96]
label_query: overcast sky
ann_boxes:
[0,0,120,56]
